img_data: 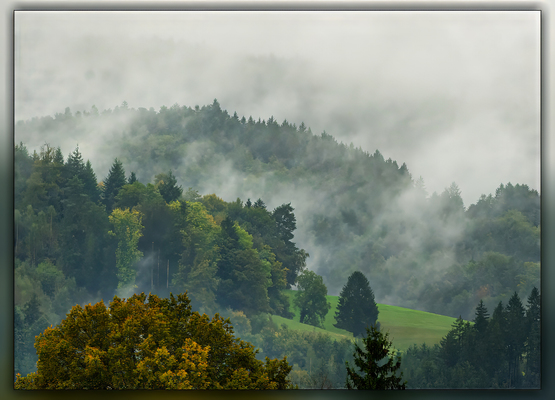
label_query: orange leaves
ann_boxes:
[15,291,292,390]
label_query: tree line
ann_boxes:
[16,100,540,322]
[400,287,540,388]
[14,143,307,378]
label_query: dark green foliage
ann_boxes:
[14,143,34,205]
[128,171,137,184]
[215,217,271,315]
[14,100,541,386]
[473,299,489,335]
[524,287,540,388]
[102,158,126,213]
[293,270,330,328]
[400,288,541,388]
[82,160,101,203]
[59,176,115,295]
[64,146,85,183]
[235,320,354,389]
[505,292,526,388]
[253,198,266,209]
[334,271,379,337]
[114,181,147,210]
[155,170,183,203]
[16,102,539,320]
[345,326,406,389]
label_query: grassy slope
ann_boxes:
[278,290,460,352]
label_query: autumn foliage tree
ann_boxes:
[14,292,293,389]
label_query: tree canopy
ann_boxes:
[293,270,331,328]
[15,292,293,389]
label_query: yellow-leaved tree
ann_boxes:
[14,292,293,389]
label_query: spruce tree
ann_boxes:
[345,325,406,389]
[473,300,489,335]
[334,271,379,337]
[506,292,526,387]
[155,170,183,203]
[128,171,137,184]
[486,301,508,385]
[524,287,540,388]
[103,158,126,213]
[64,146,85,181]
[82,160,100,203]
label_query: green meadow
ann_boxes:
[276,290,461,352]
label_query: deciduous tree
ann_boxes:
[14,292,293,389]
[294,270,330,328]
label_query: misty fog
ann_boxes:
[15,11,540,206]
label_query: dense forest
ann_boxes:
[14,101,540,388]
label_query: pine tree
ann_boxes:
[473,300,489,335]
[103,158,126,213]
[64,146,85,181]
[155,170,183,203]
[82,160,100,203]
[345,325,406,389]
[524,287,540,388]
[486,301,508,385]
[254,198,266,209]
[334,271,379,337]
[506,292,526,387]
[128,171,137,184]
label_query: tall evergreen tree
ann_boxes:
[155,170,183,203]
[486,301,508,385]
[334,271,379,337]
[271,203,308,288]
[473,300,489,335]
[103,158,126,213]
[128,171,137,184]
[82,160,100,203]
[253,198,266,209]
[524,287,540,388]
[64,146,85,182]
[472,300,490,377]
[345,325,406,389]
[215,217,271,315]
[505,292,526,387]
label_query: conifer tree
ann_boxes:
[155,170,183,203]
[128,171,137,184]
[506,292,526,387]
[473,300,489,335]
[524,287,540,387]
[486,301,508,384]
[64,146,85,182]
[82,160,100,203]
[334,271,379,337]
[345,325,406,389]
[103,158,126,213]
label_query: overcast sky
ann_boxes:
[14,10,540,206]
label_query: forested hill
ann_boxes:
[16,100,540,322]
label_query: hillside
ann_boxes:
[16,101,540,321]
[279,290,459,351]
